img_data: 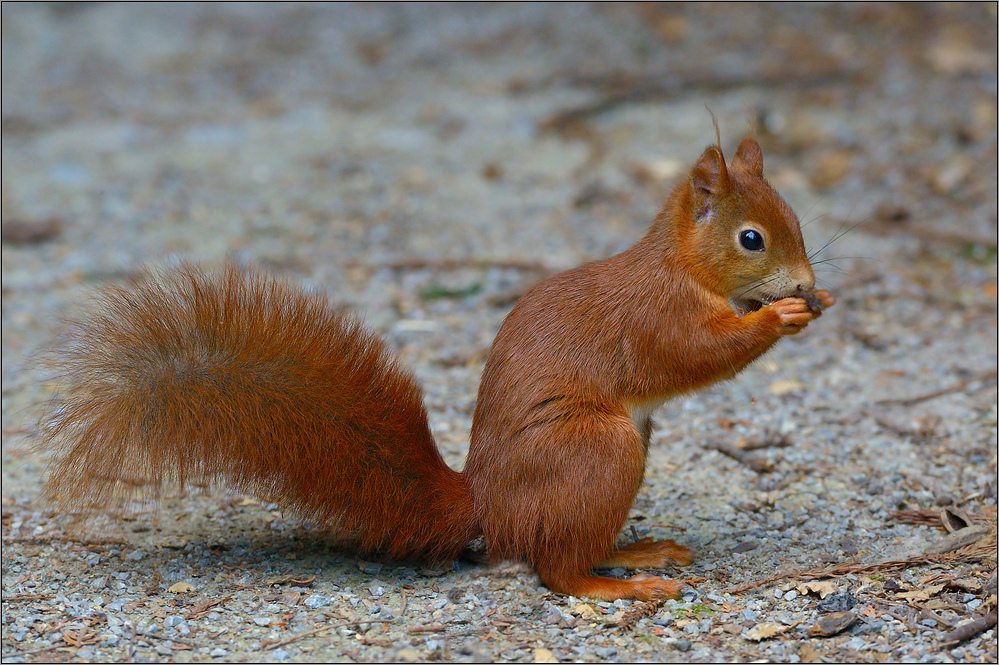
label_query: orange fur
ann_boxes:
[41,264,477,562]
[39,137,834,600]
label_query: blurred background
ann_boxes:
[3,0,997,506]
[1,4,996,661]
[3,1,995,407]
[3,1,996,465]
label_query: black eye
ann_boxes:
[739,229,765,251]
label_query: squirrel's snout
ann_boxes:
[794,267,816,294]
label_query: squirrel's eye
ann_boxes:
[739,229,765,251]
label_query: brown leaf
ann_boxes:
[797,580,838,598]
[1,217,63,245]
[799,643,823,662]
[945,578,983,593]
[185,596,231,620]
[744,622,788,641]
[809,611,857,637]
[897,583,946,602]
[61,628,99,647]
[940,508,972,533]
[533,648,560,663]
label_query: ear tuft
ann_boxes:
[732,137,764,177]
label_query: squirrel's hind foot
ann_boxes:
[547,572,689,601]
[598,537,695,570]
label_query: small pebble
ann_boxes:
[305,594,330,609]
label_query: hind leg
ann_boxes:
[482,405,689,601]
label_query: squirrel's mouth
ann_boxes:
[734,291,824,317]
[733,297,768,315]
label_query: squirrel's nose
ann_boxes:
[795,268,816,293]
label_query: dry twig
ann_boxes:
[940,612,997,647]
[707,442,773,473]
[540,65,862,135]
[619,596,668,631]
[875,369,997,407]
[261,618,397,650]
[725,525,996,594]
[348,257,553,274]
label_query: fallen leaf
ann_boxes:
[266,591,301,606]
[769,379,805,396]
[946,578,983,593]
[897,583,945,602]
[533,647,559,663]
[809,611,857,637]
[61,628,99,647]
[800,643,823,663]
[940,508,972,533]
[744,622,788,641]
[1,217,63,245]
[797,580,838,598]
[185,596,231,620]
[168,581,196,594]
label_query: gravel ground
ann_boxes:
[2,3,997,663]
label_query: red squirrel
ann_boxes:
[39,136,834,601]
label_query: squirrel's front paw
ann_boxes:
[770,297,819,335]
[813,289,836,309]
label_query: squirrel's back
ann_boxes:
[40,262,478,561]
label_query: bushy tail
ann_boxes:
[40,262,479,561]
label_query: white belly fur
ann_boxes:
[626,398,667,433]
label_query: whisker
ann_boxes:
[810,256,882,267]
[808,216,872,261]
[800,212,831,233]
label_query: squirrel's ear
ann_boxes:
[689,145,728,219]
[732,137,764,177]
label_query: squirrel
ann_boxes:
[38,136,835,601]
